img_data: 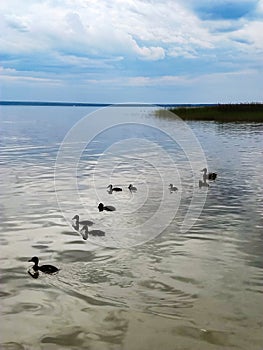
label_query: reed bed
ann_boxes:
[156,103,263,122]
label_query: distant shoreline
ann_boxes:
[1,101,262,122]
[157,103,263,122]
[0,100,217,108]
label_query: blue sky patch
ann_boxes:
[195,1,258,20]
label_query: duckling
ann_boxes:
[72,215,93,231]
[28,256,59,274]
[107,184,122,192]
[169,184,178,192]
[80,224,105,239]
[202,168,217,181]
[98,202,116,212]
[128,184,137,192]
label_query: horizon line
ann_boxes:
[0,100,232,108]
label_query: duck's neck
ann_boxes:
[33,263,39,271]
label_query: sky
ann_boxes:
[0,0,262,103]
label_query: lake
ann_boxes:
[0,105,262,350]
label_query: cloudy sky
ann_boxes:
[1,0,262,103]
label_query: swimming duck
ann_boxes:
[128,184,137,191]
[80,224,105,239]
[28,256,59,274]
[169,184,178,192]
[98,202,116,212]
[202,168,217,181]
[107,184,122,192]
[72,215,93,231]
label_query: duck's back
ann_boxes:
[39,264,59,274]
[208,173,217,180]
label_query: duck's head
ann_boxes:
[107,185,112,189]
[169,184,173,187]
[98,203,104,211]
[72,215,79,221]
[28,256,39,264]
[201,168,207,172]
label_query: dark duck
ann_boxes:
[28,256,59,274]
[202,168,217,181]
[107,184,122,193]
[98,202,116,212]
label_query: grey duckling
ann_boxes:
[72,215,93,231]
[169,184,178,192]
[80,225,105,240]
[128,184,137,191]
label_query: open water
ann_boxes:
[0,105,262,350]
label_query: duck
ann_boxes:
[98,202,116,212]
[202,168,217,181]
[107,184,122,192]
[169,184,178,192]
[72,215,93,231]
[128,184,137,191]
[80,224,105,239]
[28,256,59,274]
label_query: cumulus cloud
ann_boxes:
[0,0,214,61]
[0,0,262,102]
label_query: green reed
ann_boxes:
[156,103,263,122]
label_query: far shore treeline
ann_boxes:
[1,100,262,122]
[159,103,263,122]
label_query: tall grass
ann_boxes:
[157,103,263,122]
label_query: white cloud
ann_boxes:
[0,0,215,60]
[230,20,263,50]
[0,66,62,85]
[0,0,262,103]
[258,0,263,14]
[79,68,261,93]
[4,14,30,32]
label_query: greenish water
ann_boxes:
[0,106,262,350]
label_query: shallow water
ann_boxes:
[0,106,262,350]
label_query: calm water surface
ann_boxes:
[0,106,262,350]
